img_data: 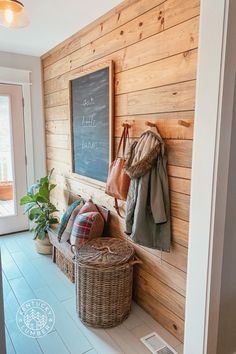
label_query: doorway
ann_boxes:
[0,84,28,235]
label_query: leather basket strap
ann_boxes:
[114,198,125,219]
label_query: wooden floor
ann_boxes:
[0,201,14,217]
[0,232,183,354]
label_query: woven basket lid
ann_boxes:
[75,237,134,267]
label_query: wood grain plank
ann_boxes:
[171,217,189,247]
[45,120,70,135]
[45,105,69,121]
[45,111,194,139]
[46,134,70,150]
[165,140,192,168]
[121,16,199,73]
[142,241,188,272]
[135,246,186,296]
[47,159,71,175]
[44,3,165,81]
[170,191,190,221]
[43,16,199,95]
[167,165,192,179]
[42,0,166,67]
[165,0,200,29]
[116,81,196,116]
[43,16,199,85]
[134,287,184,341]
[169,176,191,195]
[115,115,194,140]
[115,138,193,168]
[70,3,165,74]
[163,242,188,272]
[134,267,185,319]
[44,56,72,81]
[44,89,68,108]
[47,146,71,163]
[116,49,197,94]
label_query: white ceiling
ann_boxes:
[0,0,122,57]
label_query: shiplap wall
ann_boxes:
[41,0,200,342]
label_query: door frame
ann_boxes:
[184,0,236,353]
[0,66,35,188]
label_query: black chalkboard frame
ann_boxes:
[69,61,114,187]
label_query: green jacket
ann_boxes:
[124,129,171,251]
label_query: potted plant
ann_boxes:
[20,169,59,254]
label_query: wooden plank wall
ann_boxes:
[41,0,200,342]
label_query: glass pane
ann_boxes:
[0,96,15,216]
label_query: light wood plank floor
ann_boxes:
[0,200,14,217]
[0,232,183,354]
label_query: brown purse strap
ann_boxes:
[123,126,130,156]
[116,125,130,157]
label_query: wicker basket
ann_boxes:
[35,235,52,255]
[73,238,137,328]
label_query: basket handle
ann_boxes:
[92,245,117,255]
[129,256,142,266]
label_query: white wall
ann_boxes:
[0,51,46,181]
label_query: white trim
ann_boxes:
[0,66,31,84]
[0,66,35,188]
[184,0,236,353]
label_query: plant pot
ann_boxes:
[0,181,13,200]
[35,234,52,255]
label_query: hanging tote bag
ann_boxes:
[105,125,130,217]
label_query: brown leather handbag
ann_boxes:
[105,125,130,217]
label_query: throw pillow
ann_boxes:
[57,198,83,240]
[70,211,104,247]
[59,202,84,243]
[79,199,98,214]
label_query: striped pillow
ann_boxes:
[57,199,83,240]
[70,212,104,247]
[79,199,98,214]
[59,202,84,243]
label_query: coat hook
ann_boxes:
[122,122,131,128]
[178,120,190,128]
[145,121,156,128]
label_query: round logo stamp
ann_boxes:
[16,299,55,338]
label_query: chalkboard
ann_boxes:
[70,62,113,183]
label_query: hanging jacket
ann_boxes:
[124,128,171,251]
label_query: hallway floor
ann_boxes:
[1,232,183,354]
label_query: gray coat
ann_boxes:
[124,129,171,251]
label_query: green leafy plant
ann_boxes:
[20,169,59,240]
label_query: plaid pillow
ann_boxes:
[58,198,83,239]
[70,211,104,247]
[79,199,98,214]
